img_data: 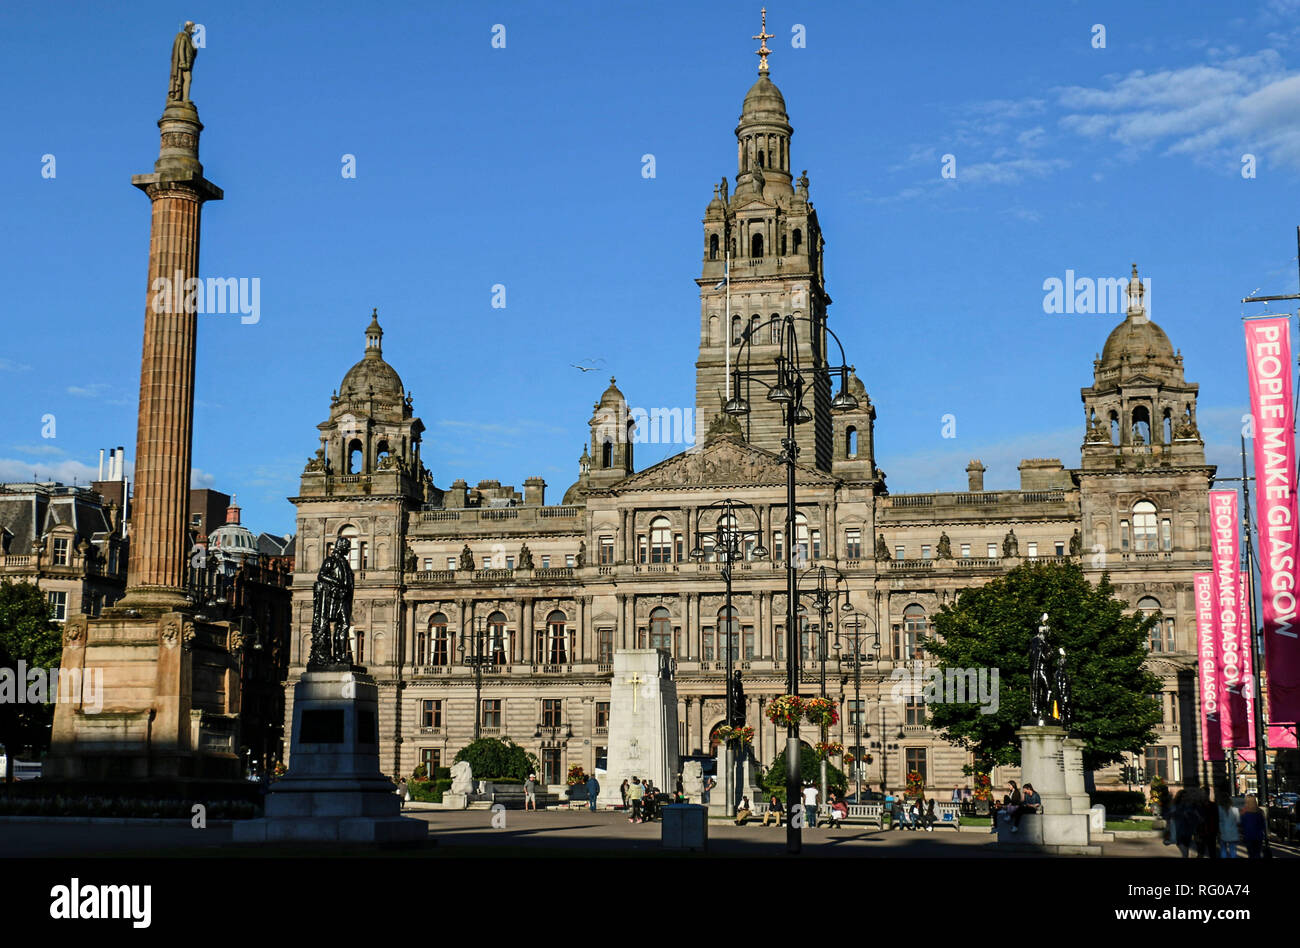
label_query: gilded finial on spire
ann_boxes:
[753,8,774,73]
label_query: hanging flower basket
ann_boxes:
[765,695,805,727]
[905,771,925,795]
[843,751,856,765]
[716,725,755,745]
[566,764,587,787]
[804,697,839,728]
[972,773,992,802]
[814,741,844,760]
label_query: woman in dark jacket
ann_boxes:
[1195,789,1220,858]
[1240,795,1266,858]
[1172,789,1198,857]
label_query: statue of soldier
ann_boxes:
[309,536,355,668]
[168,21,198,102]
[1054,646,1072,727]
[1028,613,1053,724]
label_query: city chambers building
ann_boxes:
[285,53,1215,794]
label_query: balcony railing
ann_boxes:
[418,726,442,736]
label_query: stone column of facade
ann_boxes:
[121,98,222,610]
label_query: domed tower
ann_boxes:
[316,310,426,478]
[696,11,836,471]
[1080,265,1204,470]
[587,377,635,489]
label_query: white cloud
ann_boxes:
[0,359,31,372]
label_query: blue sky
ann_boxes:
[4,1,1300,535]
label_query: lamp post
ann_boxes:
[835,609,880,803]
[797,564,853,810]
[690,498,768,818]
[460,615,492,742]
[723,313,858,854]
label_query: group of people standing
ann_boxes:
[1163,788,1266,858]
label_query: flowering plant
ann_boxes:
[765,695,805,727]
[906,771,925,794]
[972,773,992,801]
[716,725,755,745]
[814,741,844,760]
[273,762,287,777]
[566,764,587,786]
[843,751,856,765]
[804,696,839,728]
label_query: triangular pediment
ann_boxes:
[616,436,835,490]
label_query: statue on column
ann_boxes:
[1028,613,1053,724]
[728,671,746,728]
[309,536,355,668]
[168,21,198,103]
[1054,646,1073,728]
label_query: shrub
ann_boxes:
[761,746,847,801]
[1090,790,1147,818]
[453,738,536,780]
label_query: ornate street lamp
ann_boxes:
[797,564,853,811]
[690,498,767,817]
[725,314,856,854]
[459,615,493,742]
[835,608,881,803]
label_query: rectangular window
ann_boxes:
[542,698,562,728]
[845,528,862,559]
[421,699,442,728]
[598,628,613,663]
[775,625,785,661]
[904,747,927,784]
[47,590,67,622]
[987,542,997,559]
[482,556,491,569]
[420,748,440,775]
[359,541,368,570]
[599,536,615,564]
[423,558,432,571]
[565,554,575,568]
[1171,746,1182,783]
[774,532,783,562]
[637,535,647,564]
[921,545,931,560]
[447,557,457,571]
[1120,520,1130,551]
[892,626,906,661]
[1054,542,1064,556]
[1027,541,1038,559]
[542,748,562,785]
[744,627,755,660]
[905,697,926,726]
[961,543,971,558]
[481,699,501,729]
[1161,519,1172,551]
[848,700,865,727]
[596,701,610,728]
[53,538,69,565]
[540,555,550,569]
[811,530,821,559]
[703,627,714,662]
[506,556,515,570]
[1168,692,1179,725]
[675,534,684,562]
[895,546,905,561]
[1143,745,1169,781]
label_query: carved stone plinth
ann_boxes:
[996,726,1101,854]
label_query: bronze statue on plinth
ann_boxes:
[309,536,355,669]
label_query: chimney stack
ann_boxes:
[966,459,986,492]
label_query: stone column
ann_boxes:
[1015,725,1071,815]
[1062,738,1091,815]
[122,99,222,609]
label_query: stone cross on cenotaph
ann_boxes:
[597,651,679,808]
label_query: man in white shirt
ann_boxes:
[802,783,819,828]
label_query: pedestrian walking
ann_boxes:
[628,776,645,823]
[1217,790,1240,858]
[587,772,600,812]
[1196,788,1219,858]
[802,782,819,828]
[524,772,538,811]
[1240,794,1265,859]
[620,779,629,809]
[1172,789,1197,857]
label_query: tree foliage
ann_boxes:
[452,737,540,780]
[923,562,1161,772]
[0,580,62,775]
[761,744,847,801]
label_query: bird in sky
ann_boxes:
[571,358,606,373]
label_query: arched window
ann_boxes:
[1137,596,1174,651]
[846,425,859,458]
[346,439,363,474]
[338,525,360,571]
[780,233,787,255]
[354,629,366,664]
[793,229,802,253]
[1132,406,1151,445]
[769,314,781,344]
[601,439,614,468]
[901,604,927,660]
[650,517,672,564]
[1133,501,1158,551]
[546,610,569,664]
[709,233,719,260]
[794,512,810,565]
[751,232,764,258]
[730,238,736,258]
[375,440,390,465]
[757,149,764,168]
[1109,411,1120,445]
[430,613,451,666]
[700,534,716,563]
[1163,409,1172,444]
[649,607,673,651]
[732,315,743,344]
[749,314,760,341]
[488,611,508,665]
[709,314,719,344]
[717,606,738,661]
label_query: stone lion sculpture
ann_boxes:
[450,760,474,795]
[681,760,704,801]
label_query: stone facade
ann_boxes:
[286,64,1213,795]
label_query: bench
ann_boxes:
[843,803,884,828]
[888,801,961,830]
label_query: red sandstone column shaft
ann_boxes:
[123,100,222,606]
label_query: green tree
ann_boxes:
[924,561,1161,773]
[453,737,540,780]
[0,580,62,783]
[761,745,847,801]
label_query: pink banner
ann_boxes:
[1194,573,1225,761]
[1209,490,1243,750]
[1244,316,1300,735]
[1227,573,1257,748]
